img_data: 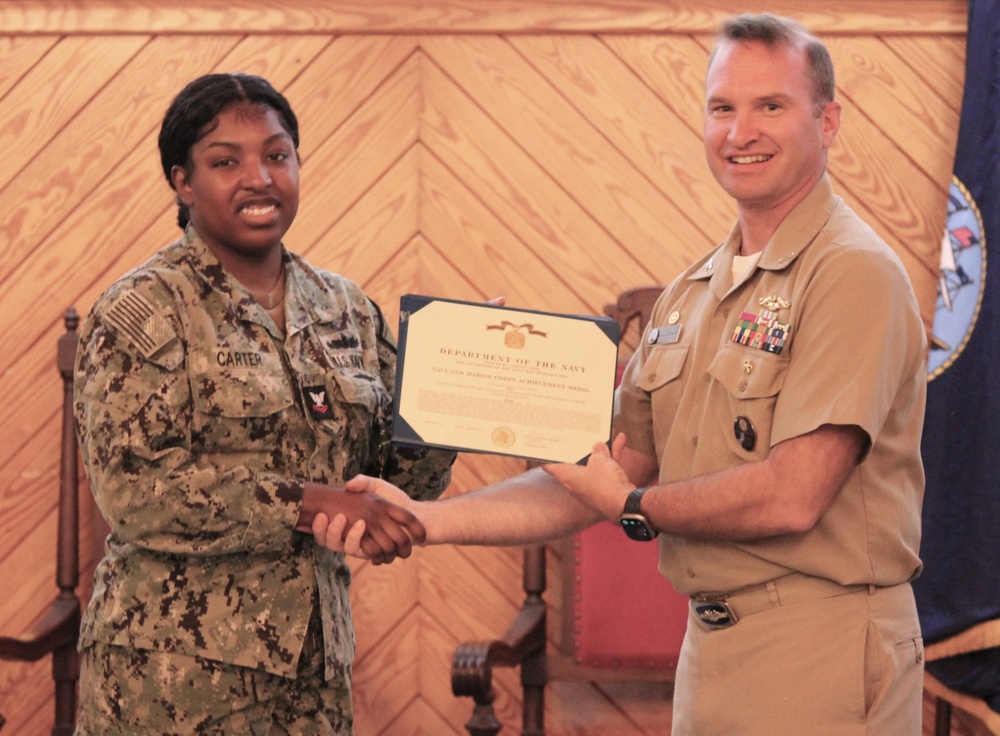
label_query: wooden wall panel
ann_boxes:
[0,37,148,194]
[294,53,423,271]
[0,2,985,735]
[421,153,580,307]
[0,36,58,98]
[421,55,655,310]
[425,36,709,290]
[510,35,736,229]
[0,0,969,35]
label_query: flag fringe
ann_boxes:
[926,617,1000,661]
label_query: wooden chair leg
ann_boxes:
[935,696,952,736]
[521,649,545,736]
[52,643,79,736]
[464,687,502,736]
[453,544,548,736]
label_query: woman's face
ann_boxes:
[171,101,300,264]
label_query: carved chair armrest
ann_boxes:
[0,592,80,662]
[451,597,546,702]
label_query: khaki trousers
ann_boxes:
[673,579,923,735]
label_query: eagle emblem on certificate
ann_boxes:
[486,320,548,349]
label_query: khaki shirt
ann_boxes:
[616,176,926,595]
[75,228,454,677]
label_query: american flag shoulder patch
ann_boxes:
[104,291,176,359]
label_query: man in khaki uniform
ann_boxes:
[339,13,927,734]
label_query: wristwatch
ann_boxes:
[619,486,658,541]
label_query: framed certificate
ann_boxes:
[392,295,621,464]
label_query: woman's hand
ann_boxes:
[310,512,365,555]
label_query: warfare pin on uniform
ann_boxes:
[758,294,791,310]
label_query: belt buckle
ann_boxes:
[692,599,738,630]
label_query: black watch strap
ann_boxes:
[620,486,658,541]
[623,486,649,515]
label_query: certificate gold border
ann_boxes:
[392,295,620,464]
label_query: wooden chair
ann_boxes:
[929,683,1000,736]
[924,626,1000,736]
[0,308,83,736]
[451,286,689,736]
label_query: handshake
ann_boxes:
[293,434,634,565]
[294,476,424,565]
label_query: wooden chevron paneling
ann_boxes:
[0,2,989,735]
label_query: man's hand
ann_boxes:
[542,433,634,521]
[338,475,426,562]
[296,483,425,564]
[344,474,416,506]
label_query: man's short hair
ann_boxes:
[709,13,836,111]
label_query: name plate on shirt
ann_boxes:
[392,295,620,464]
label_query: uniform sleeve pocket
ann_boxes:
[331,370,385,414]
[635,345,689,393]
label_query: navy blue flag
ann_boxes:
[913,0,1000,716]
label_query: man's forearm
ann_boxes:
[421,467,602,546]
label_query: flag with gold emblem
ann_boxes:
[912,0,1000,723]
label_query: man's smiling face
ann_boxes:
[703,39,840,219]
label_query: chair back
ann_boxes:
[0,308,82,736]
[567,286,687,670]
[449,288,693,736]
[57,309,81,602]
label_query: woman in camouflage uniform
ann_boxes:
[73,73,454,735]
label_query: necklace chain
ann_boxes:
[248,263,286,310]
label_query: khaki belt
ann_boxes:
[690,573,875,630]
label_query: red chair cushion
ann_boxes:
[572,521,688,668]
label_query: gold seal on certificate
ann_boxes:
[491,426,516,448]
[392,295,621,464]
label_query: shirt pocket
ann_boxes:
[634,345,689,428]
[192,370,294,453]
[707,343,789,400]
[635,345,689,393]
[707,343,789,454]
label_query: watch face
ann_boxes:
[620,515,656,542]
